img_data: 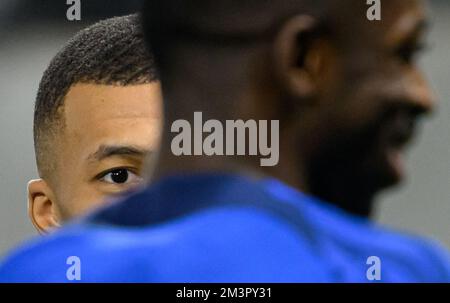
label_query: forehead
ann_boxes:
[63,83,161,123]
[334,0,427,46]
[61,82,162,155]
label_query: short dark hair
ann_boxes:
[34,14,159,181]
[142,0,335,71]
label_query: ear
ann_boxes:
[27,179,61,234]
[272,15,329,101]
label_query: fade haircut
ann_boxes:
[34,14,159,181]
[141,0,340,122]
[142,0,341,70]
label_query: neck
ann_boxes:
[150,125,309,193]
[152,140,268,182]
[261,131,308,193]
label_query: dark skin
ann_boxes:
[282,0,434,216]
[152,0,434,217]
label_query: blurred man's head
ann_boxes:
[144,0,434,216]
[29,14,162,233]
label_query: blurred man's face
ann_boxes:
[302,0,434,215]
[28,83,162,232]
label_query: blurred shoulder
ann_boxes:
[0,205,311,282]
[302,197,450,282]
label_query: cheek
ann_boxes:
[57,183,108,219]
[331,75,389,131]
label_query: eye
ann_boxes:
[98,168,142,185]
[395,42,427,64]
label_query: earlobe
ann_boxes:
[27,179,61,234]
[273,15,323,101]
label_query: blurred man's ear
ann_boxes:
[27,179,61,234]
[273,15,333,102]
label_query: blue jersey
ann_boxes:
[1,173,449,282]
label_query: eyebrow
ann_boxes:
[87,145,152,162]
[389,17,429,47]
[412,19,429,36]
[404,18,429,40]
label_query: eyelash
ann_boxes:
[396,42,428,63]
[94,167,138,181]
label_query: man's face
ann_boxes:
[29,82,162,229]
[303,0,435,215]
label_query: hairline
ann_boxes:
[36,77,159,185]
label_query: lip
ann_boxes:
[383,145,406,183]
[377,111,417,183]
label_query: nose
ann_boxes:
[401,67,437,115]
